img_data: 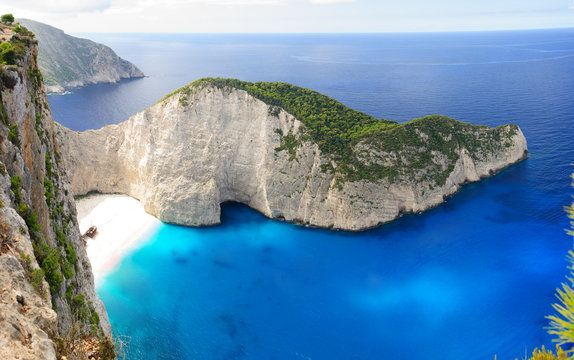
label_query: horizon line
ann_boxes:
[67,26,574,36]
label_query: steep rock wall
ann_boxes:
[0,25,111,359]
[57,85,528,231]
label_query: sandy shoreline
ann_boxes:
[76,194,161,284]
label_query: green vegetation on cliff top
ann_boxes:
[0,20,37,66]
[167,77,520,186]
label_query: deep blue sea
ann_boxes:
[49,30,574,359]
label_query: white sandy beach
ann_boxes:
[76,194,161,284]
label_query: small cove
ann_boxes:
[97,173,569,359]
[49,30,574,359]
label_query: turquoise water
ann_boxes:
[98,177,568,359]
[49,30,574,359]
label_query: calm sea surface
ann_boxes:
[49,30,574,359]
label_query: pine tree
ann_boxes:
[1,14,14,24]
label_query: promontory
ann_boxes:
[18,18,144,94]
[56,78,528,231]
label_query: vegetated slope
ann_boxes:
[0,21,114,359]
[57,78,528,231]
[169,78,524,186]
[18,18,144,94]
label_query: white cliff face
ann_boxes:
[57,85,528,231]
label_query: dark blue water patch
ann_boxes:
[48,29,574,360]
[48,77,148,130]
[51,29,574,129]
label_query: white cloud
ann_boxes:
[101,0,284,16]
[114,0,283,7]
[0,0,111,13]
[309,0,356,4]
[107,0,350,13]
[0,0,351,18]
[211,0,283,4]
[1,0,285,16]
[104,0,285,14]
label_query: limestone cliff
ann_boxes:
[56,79,528,231]
[18,19,144,94]
[0,22,112,359]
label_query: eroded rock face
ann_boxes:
[57,84,528,231]
[19,18,144,94]
[0,24,111,359]
[0,253,57,360]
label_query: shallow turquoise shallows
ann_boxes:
[50,29,574,359]
[98,186,568,360]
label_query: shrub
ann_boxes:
[99,336,116,360]
[62,261,73,279]
[31,268,45,295]
[66,284,75,299]
[8,123,20,147]
[10,175,22,201]
[90,309,100,326]
[20,253,32,271]
[44,177,54,206]
[65,242,76,264]
[45,152,53,176]
[1,14,14,24]
[18,202,28,217]
[20,253,45,295]
[42,249,63,293]
[0,42,15,65]
[23,208,42,235]
[72,294,85,309]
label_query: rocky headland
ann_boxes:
[18,19,144,94]
[56,78,528,231]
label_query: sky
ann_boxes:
[1,0,573,33]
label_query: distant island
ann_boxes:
[56,78,528,231]
[18,18,144,94]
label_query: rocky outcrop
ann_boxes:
[56,80,528,231]
[0,223,58,360]
[18,19,144,94]
[0,23,111,359]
